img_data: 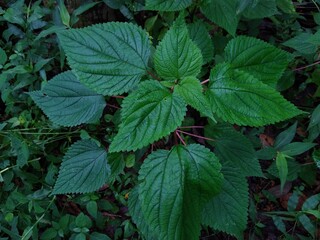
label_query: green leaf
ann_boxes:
[29,71,106,127]
[276,0,296,14]
[256,147,277,160]
[138,144,223,240]
[58,0,70,27]
[313,149,320,169]
[75,212,92,228]
[90,232,112,240]
[0,47,7,65]
[86,201,98,218]
[280,142,317,157]
[302,193,320,211]
[109,80,186,152]
[52,139,110,195]
[298,214,316,238]
[205,123,263,177]
[200,0,239,36]
[128,187,157,240]
[268,158,300,182]
[225,36,293,86]
[241,0,278,19]
[154,16,203,80]
[308,104,320,129]
[206,63,303,126]
[174,77,216,121]
[58,22,151,95]
[272,216,287,234]
[276,152,288,192]
[107,153,125,182]
[188,21,214,64]
[145,0,192,11]
[10,134,29,167]
[274,122,297,149]
[283,33,318,55]
[40,228,57,240]
[202,166,248,239]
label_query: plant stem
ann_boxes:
[175,131,186,146]
[111,95,125,99]
[179,126,204,129]
[201,79,209,84]
[176,130,215,141]
[147,70,161,80]
[21,196,56,240]
[107,103,120,109]
[294,60,320,71]
[0,158,41,174]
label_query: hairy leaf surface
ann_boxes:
[188,21,214,64]
[225,36,292,86]
[241,0,278,19]
[29,71,106,127]
[202,166,248,239]
[52,139,110,194]
[175,77,216,121]
[128,187,157,240]
[109,80,186,152]
[205,123,263,177]
[154,16,203,80]
[138,144,223,240]
[58,22,151,95]
[200,0,238,36]
[206,63,303,126]
[145,0,192,11]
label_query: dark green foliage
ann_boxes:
[0,0,319,239]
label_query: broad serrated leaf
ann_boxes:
[188,21,214,64]
[138,144,223,240]
[154,16,203,80]
[283,33,318,55]
[225,36,293,86]
[107,153,125,183]
[58,22,151,95]
[200,0,239,36]
[206,63,303,126]
[29,71,106,127]
[52,139,110,194]
[202,166,248,239]
[128,187,157,240]
[276,0,296,14]
[205,123,263,177]
[241,0,278,19]
[145,0,192,11]
[109,80,186,152]
[175,77,216,121]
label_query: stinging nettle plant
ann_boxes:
[29,2,304,239]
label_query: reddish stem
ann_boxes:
[175,131,186,146]
[147,70,161,80]
[201,79,209,85]
[111,95,125,99]
[294,60,320,71]
[179,126,204,129]
[107,103,120,109]
[176,129,215,142]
